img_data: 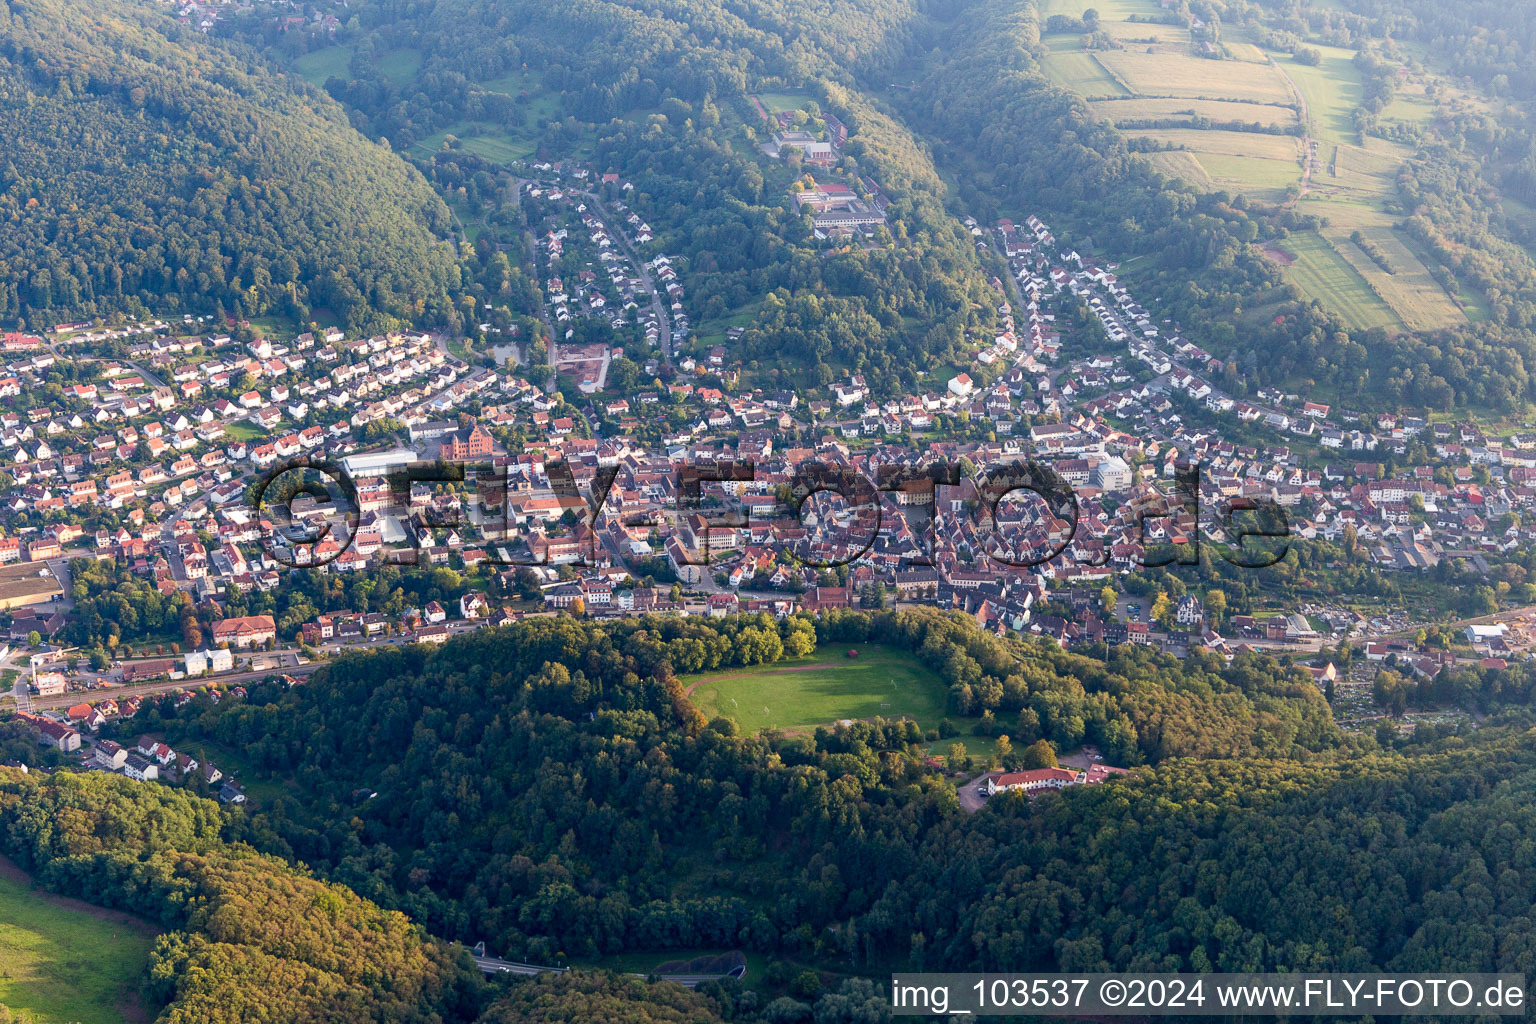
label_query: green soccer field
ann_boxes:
[686,645,949,734]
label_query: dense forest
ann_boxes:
[93,609,1536,991]
[116,610,1350,967]
[0,770,482,1023]
[0,0,461,332]
[12,610,1536,1016]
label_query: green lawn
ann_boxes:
[1280,44,1366,147]
[924,732,1003,761]
[293,46,419,87]
[0,863,158,1024]
[411,123,535,163]
[224,420,266,442]
[292,45,352,86]
[685,645,948,735]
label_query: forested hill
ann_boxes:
[0,0,461,332]
[0,769,484,1023]
[124,609,1351,970]
[101,608,1536,989]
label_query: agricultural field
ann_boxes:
[1095,51,1294,104]
[1027,0,1484,327]
[684,645,948,735]
[1281,44,1364,145]
[1038,0,1155,22]
[1089,96,1298,129]
[1197,154,1303,199]
[1039,49,1128,98]
[0,860,158,1024]
[1271,232,1398,332]
[1134,128,1302,161]
[1145,150,1212,185]
[1330,227,1466,330]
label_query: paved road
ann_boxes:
[26,660,325,712]
[472,955,564,977]
[577,188,672,364]
[471,953,744,988]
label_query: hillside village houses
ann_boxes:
[6,158,1536,772]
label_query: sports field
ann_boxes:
[758,91,811,114]
[685,645,948,734]
[0,858,158,1024]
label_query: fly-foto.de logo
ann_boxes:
[249,455,1291,572]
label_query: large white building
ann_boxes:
[985,767,1082,795]
[184,648,235,675]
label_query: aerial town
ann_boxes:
[3,195,1531,785]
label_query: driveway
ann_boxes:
[958,770,999,813]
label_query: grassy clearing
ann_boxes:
[377,48,423,84]
[0,860,158,1024]
[1090,96,1298,128]
[1196,154,1302,199]
[1280,44,1364,146]
[167,733,294,807]
[1224,41,1270,63]
[1099,20,1184,48]
[1131,128,1301,161]
[478,71,563,126]
[1095,50,1294,103]
[293,46,419,87]
[293,45,352,86]
[1040,51,1130,98]
[410,124,534,163]
[1039,0,1150,20]
[685,645,948,735]
[1331,226,1466,330]
[1145,150,1212,185]
[1276,232,1399,331]
[693,298,764,348]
